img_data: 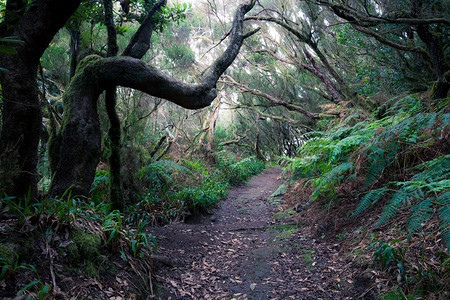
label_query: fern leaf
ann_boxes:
[376,190,411,227]
[406,197,434,234]
[310,162,353,201]
[436,191,450,206]
[329,135,369,164]
[424,112,437,131]
[353,187,388,216]
[413,154,450,182]
[439,205,450,251]
[440,113,450,130]
[436,192,450,251]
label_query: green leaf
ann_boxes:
[17,280,40,295]
[0,45,18,54]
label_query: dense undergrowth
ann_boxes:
[0,151,265,298]
[282,94,449,298]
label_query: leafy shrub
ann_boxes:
[175,171,229,213]
[216,151,265,185]
[131,153,264,220]
[137,160,190,195]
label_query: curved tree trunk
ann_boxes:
[48,1,257,197]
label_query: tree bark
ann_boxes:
[122,0,166,58]
[0,0,81,198]
[104,0,123,211]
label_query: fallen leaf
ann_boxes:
[250,283,256,290]
[169,280,178,287]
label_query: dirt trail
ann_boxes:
[149,167,370,299]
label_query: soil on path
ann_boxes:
[149,167,372,299]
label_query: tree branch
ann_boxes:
[104,0,118,57]
[352,25,430,61]
[202,0,257,87]
[122,0,167,59]
[313,0,450,27]
[221,75,320,120]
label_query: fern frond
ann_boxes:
[365,144,396,186]
[329,135,369,164]
[436,191,450,207]
[287,155,321,180]
[424,112,437,131]
[436,192,450,251]
[413,154,450,182]
[310,162,353,201]
[327,126,353,141]
[376,190,411,227]
[353,187,388,216]
[387,94,425,115]
[406,197,434,234]
[440,113,450,130]
[439,206,450,251]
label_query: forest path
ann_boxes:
[149,167,368,299]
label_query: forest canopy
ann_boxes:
[0,0,448,201]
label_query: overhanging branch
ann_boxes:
[221,75,320,120]
[353,25,430,61]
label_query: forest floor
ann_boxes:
[149,167,376,299]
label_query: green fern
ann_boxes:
[310,162,353,201]
[329,135,369,164]
[375,190,412,227]
[364,144,398,186]
[412,155,450,182]
[287,154,321,180]
[353,187,388,216]
[436,192,450,250]
[406,197,434,234]
[285,95,449,251]
[370,155,449,249]
[440,113,450,131]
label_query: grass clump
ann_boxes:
[0,244,16,267]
